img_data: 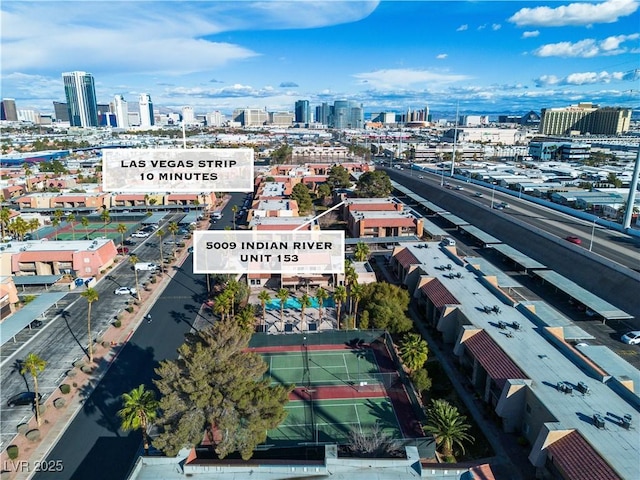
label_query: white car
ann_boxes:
[114,287,137,295]
[621,331,640,345]
[131,231,150,238]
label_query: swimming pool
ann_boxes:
[266,296,335,310]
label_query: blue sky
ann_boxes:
[1,0,639,117]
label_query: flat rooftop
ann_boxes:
[0,238,112,253]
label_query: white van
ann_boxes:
[211,212,222,220]
[134,262,158,271]
[441,238,456,247]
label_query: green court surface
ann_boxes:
[264,350,386,388]
[53,221,140,241]
[267,397,402,446]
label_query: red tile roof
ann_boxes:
[395,248,420,268]
[547,430,621,480]
[420,278,460,308]
[463,330,527,388]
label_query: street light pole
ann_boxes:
[491,186,495,208]
[589,217,597,252]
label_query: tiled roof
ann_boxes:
[115,194,145,201]
[395,248,420,269]
[463,330,528,388]
[547,430,621,480]
[420,278,460,308]
[361,218,415,227]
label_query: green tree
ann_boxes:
[81,216,90,240]
[299,293,312,329]
[214,290,233,321]
[168,222,179,257]
[399,333,429,372]
[361,282,412,333]
[117,223,128,248]
[606,172,622,188]
[20,353,46,426]
[28,218,40,239]
[424,399,474,459]
[270,143,293,164]
[129,255,142,301]
[100,208,110,237]
[334,285,347,330]
[410,368,432,394]
[317,184,332,202]
[356,170,392,198]
[257,290,271,331]
[231,205,238,229]
[315,287,328,323]
[354,242,370,262]
[235,305,256,332]
[81,287,99,363]
[327,165,351,190]
[118,384,159,455]
[291,183,312,215]
[276,288,289,332]
[51,217,60,241]
[66,213,76,240]
[153,318,292,459]
[350,283,364,327]
[0,207,11,240]
[156,228,165,270]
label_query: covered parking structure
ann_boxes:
[533,270,633,324]
[141,213,167,225]
[391,181,446,214]
[422,219,448,239]
[490,243,547,273]
[437,212,470,229]
[459,225,503,247]
[12,274,62,291]
[0,292,67,345]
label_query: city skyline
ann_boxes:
[1,0,639,116]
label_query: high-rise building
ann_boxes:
[113,95,129,128]
[539,103,631,135]
[331,100,363,129]
[139,93,154,127]
[1,99,18,121]
[206,111,226,127]
[181,106,195,124]
[232,108,268,126]
[53,101,70,122]
[294,100,310,124]
[315,102,330,126]
[17,110,39,123]
[270,111,294,126]
[62,71,99,127]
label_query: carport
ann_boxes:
[459,225,503,247]
[422,219,448,239]
[0,292,67,345]
[490,244,547,273]
[438,212,470,229]
[12,274,63,291]
[141,213,167,225]
[533,270,633,324]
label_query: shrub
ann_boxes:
[53,398,66,409]
[150,277,157,284]
[7,445,19,460]
[60,384,71,394]
[25,429,41,442]
[73,359,85,369]
[126,306,134,313]
[81,365,93,374]
[16,423,29,435]
[113,319,122,328]
[72,382,78,388]
[66,369,77,378]
[102,341,110,348]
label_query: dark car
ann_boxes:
[29,320,43,329]
[7,392,42,407]
[123,239,136,246]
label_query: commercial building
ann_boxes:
[539,103,631,136]
[181,106,196,124]
[269,111,294,126]
[52,101,70,122]
[205,111,225,127]
[1,99,18,121]
[232,108,269,127]
[294,100,311,124]
[331,100,363,129]
[62,71,99,127]
[113,95,129,129]
[139,93,155,127]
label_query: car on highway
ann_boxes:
[114,287,137,295]
[117,246,129,255]
[7,391,42,407]
[418,175,425,179]
[621,331,640,345]
[565,236,582,245]
[473,192,484,198]
[454,185,464,190]
[493,204,505,210]
[131,231,150,238]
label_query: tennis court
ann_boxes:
[51,220,140,241]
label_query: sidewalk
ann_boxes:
[0,235,196,480]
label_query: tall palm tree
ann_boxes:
[155,228,165,271]
[29,218,40,239]
[424,399,474,459]
[257,290,271,331]
[231,205,238,229]
[214,290,232,321]
[168,222,179,257]
[117,223,127,248]
[235,305,255,332]
[315,287,328,323]
[66,213,76,240]
[276,288,289,332]
[334,285,347,330]
[23,163,33,192]
[81,287,99,363]
[350,283,364,327]
[51,217,60,241]
[20,353,46,426]
[344,260,357,313]
[144,194,150,214]
[399,333,429,372]
[129,255,141,301]
[226,279,240,318]
[81,216,90,240]
[299,293,312,331]
[100,208,110,237]
[1,206,11,240]
[353,242,370,262]
[117,384,158,455]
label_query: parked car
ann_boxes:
[131,231,150,238]
[114,287,137,295]
[7,391,42,407]
[621,331,640,345]
[123,239,136,246]
[565,236,582,245]
[29,320,43,329]
[117,246,129,255]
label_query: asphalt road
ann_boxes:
[32,194,243,480]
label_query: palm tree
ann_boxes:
[23,163,33,192]
[334,285,347,330]
[276,288,289,332]
[424,399,474,459]
[399,333,429,372]
[299,293,312,331]
[81,287,99,363]
[156,228,165,271]
[168,222,179,257]
[117,384,158,455]
[226,279,240,318]
[315,287,328,323]
[1,206,11,240]
[350,283,364,327]
[214,290,232,321]
[81,216,90,240]
[20,353,46,426]
[66,213,76,240]
[129,255,141,301]
[235,305,255,332]
[51,217,60,241]
[29,218,40,239]
[257,290,271,331]
[117,223,127,248]
[344,260,357,314]
[100,208,110,237]
[353,242,370,262]
[231,205,238,229]
[144,194,150,214]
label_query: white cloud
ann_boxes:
[534,69,637,86]
[522,31,540,38]
[352,68,470,89]
[436,54,448,59]
[533,34,639,57]
[456,24,468,31]
[477,24,487,31]
[509,0,639,27]
[492,24,502,31]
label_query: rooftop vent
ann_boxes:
[593,413,605,429]
[557,382,573,395]
[512,321,521,330]
[577,381,590,395]
[622,414,632,430]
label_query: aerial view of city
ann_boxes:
[0,1,639,479]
